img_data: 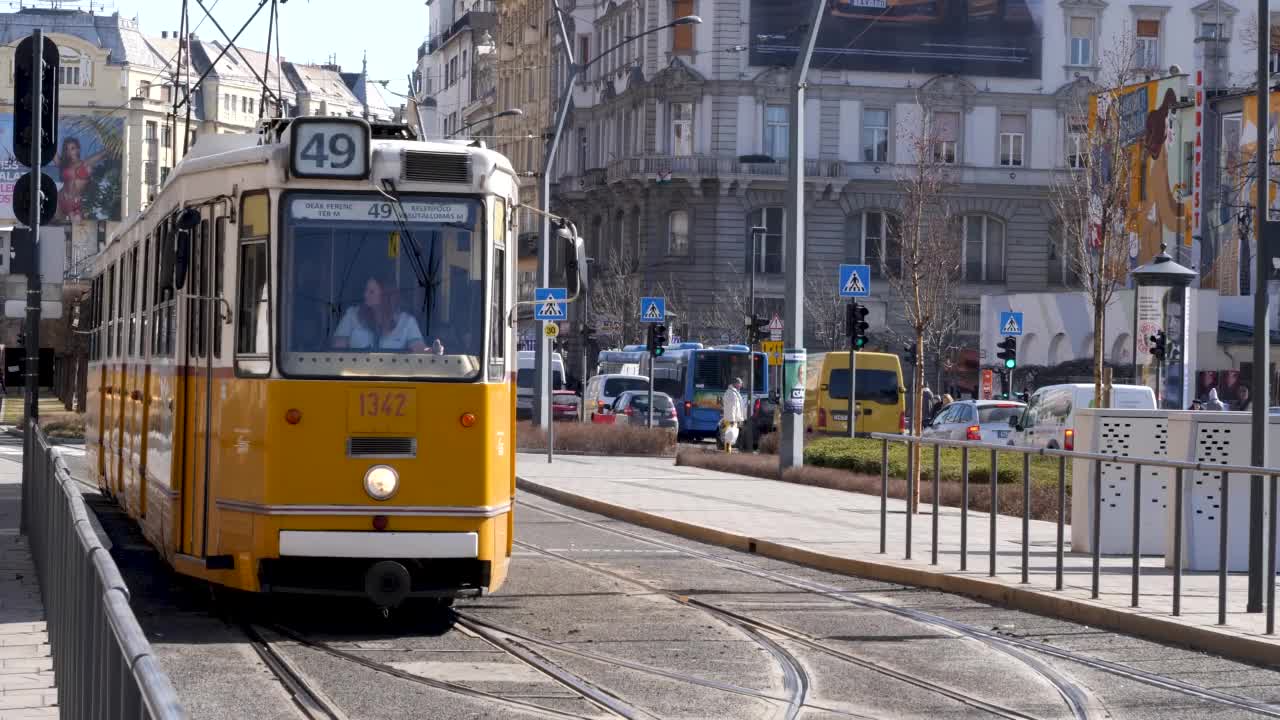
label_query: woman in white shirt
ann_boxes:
[332,276,428,352]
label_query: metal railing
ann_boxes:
[22,427,186,719]
[869,433,1279,634]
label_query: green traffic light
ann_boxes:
[854,338,867,349]
[1004,358,1016,369]
[655,347,665,357]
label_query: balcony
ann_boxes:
[604,154,846,184]
[427,4,497,53]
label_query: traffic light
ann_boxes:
[13,34,58,169]
[652,324,668,356]
[997,336,1017,369]
[846,301,869,349]
[1149,330,1168,362]
[902,343,917,366]
[747,314,768,344]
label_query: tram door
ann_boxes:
[179,214,215,557]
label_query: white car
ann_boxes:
[922,400,1025,443]
[583,373,651,421]
[1011,383,1156,450]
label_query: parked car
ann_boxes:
[1011,383,1156,450]
[551,390,582,422]
[516,350,566,420]
[598,390,679,434]
[922,400,1025,443]
[583,373,651,421]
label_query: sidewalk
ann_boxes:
[0,398,57,718]
[516,452,1280,667]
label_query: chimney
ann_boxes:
[161,31,168,39]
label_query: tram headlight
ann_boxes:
[363,465,399,501]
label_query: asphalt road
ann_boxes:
[49,443,1280,720]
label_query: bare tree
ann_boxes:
[1049,42,1142,408]
[588,244,646,348]
[695,268,748,346]
[805,269,846,352]
[889,104,964,513]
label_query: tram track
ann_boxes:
[522,498,1280,719]
[515,538,1048,720]
[242,624,347,720]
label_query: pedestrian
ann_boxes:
[721,377,747,453]
[941,393,954,406]
[1189,399,1204,411]
[1203,388,1226,411]
[921,386,934,420]
[1236,385,1252,411]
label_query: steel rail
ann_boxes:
[519,498,1280,718]
[514,536,1054,720]
[242,624,345,720]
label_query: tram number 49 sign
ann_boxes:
[290,117,371,180]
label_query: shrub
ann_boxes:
[676,447,1069,523]
[21,412,86,441]
[517,421,675,456]
[804,437,1069,489]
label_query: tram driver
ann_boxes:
[331,276,432,353]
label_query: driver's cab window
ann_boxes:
[1023,392,1042,428]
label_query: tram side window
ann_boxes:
[140,236,151,358]
[106,264,116,358]
[214,218,225,359]
[488,246,505,382]
[128,247,139,357]
[236,191,271,375]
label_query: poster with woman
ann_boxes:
[0,113,123,225]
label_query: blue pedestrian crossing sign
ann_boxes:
[838,264,871,297]
[999,311,1024,337]
[640,296,666,323]
[534,288,568,321]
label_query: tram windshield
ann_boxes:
[280,192,486,379]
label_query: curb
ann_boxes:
[516,475,1280,669]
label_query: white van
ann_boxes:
[1012,383,1156,450]
[516,351,566,419]
[583,373,651,421]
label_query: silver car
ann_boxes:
[922,400,1025,443]
[603,390,680,433]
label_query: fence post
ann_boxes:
[1056,455,1066,591]
[880,438,888,554]
[961,447,969,572]
[1173,468,1184,617]
[905,439,914,561]
[1131,463,1142,608]
[1092,458,1102,599]
[1021,452,1030,584]
[1220,471,1229,626]
[931,443,940,566]
[989,448,997,577]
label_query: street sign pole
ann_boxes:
[848,301,857,440]
[1249,0,1272,614]
[648,348,654,429]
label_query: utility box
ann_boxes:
[1072,409,1171,555]
[1164,412,1280,572]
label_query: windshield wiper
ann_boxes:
[378,181,439,329]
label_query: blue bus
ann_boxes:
[652,345,769,439]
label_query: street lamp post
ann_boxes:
[447,108,523,138]
[746,225,765,452]
[532,8,702,427]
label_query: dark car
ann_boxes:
[601,391,679,434]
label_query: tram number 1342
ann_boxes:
[358,392,409,418]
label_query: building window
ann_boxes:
[1047,223,1078,286]
[672,0,694,52]
[1135,19,1160,69]
[1066,116,1086,168]
[145,120,157,142]
[160,167,171,183]
[963,215,1005,283]
[161,124,172,149]
[862,109,889,162]
[1069,17,1093,66]
[668,210,689,256]
[462,50,468,78]
[224,94,232,112]
[748,207,785,275]
[670,102,694,156]
[851,211,901,278]
[1200,21,1223,39]
[763,104,789,160]
[999,114,1026,167]
[138,80,151,98]
[932,111,959,164]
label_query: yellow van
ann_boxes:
[806,351,906,436]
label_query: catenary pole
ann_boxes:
[780,0,825,470]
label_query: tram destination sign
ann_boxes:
[290,198,472,224]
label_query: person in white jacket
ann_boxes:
[721,378,747,452]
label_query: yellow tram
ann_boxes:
[83,118,578,606]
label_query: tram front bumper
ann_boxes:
[258,531,490,602]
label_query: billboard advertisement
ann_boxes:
[0,114,124,225]
[749,0,1044,79]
